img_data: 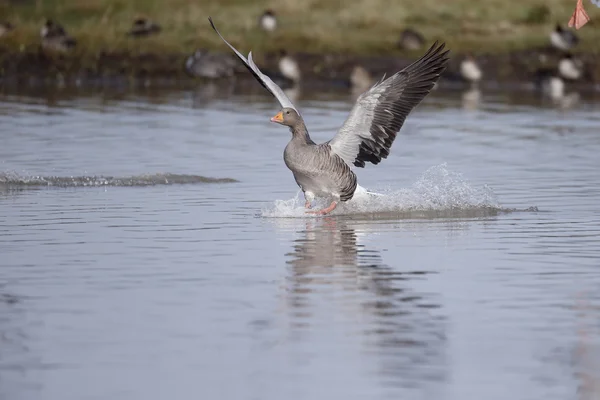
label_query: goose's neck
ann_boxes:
[290,121,313,144]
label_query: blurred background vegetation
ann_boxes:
[1,0,599,56]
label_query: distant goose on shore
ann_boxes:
[259,10,277,32]
[0,21,14,37]
[40,19,76,52]
[185,49,237,79]
[549,24,579,51]
[397,28,425,50]
[127,17,161,37]
[459,55,482,84]
[278,50,301,84]
[558,53,583,80]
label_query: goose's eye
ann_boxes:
[286,111,290,115]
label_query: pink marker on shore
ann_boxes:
[569,0,591,29]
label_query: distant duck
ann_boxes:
[0,21,14,37]
[259,10,277,32]
[558,53,582,80]
[349,65,373,93]
[278,49,301,84]
[397,28,425,50]
[40,19,76,52]
[459,55,482,84]
[127,17,161,37]
[549,24,579,51]
[185,49,237,79]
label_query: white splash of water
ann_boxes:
[261,164,500,218]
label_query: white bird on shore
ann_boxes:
[550,24,579,51]
[558,53,583,80]
[459,55,482,84]
[278,50,301,84]
[259,10,277,32]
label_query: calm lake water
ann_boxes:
[1,82,600,400]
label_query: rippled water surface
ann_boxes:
[1,84,600,400]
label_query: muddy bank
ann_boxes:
[1,45,599,89]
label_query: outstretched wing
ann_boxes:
[328,42,449,168]
[208,17,299,114]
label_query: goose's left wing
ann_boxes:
[208,17,299,114]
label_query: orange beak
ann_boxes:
[270,111,284,124]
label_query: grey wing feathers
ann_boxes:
[208,17,299,114]
[328,41,449,168]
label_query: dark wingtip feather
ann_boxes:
[351,40,451,168]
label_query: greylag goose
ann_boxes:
[40,19,76,52]
[127,17,161,37]
[550,24,579,51]
[397,28,425,51]
[259,10,277,32]
[459,55,482,84]
[209,17,449,215]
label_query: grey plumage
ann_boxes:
[283,124,357,202]
[329,42,449,168]
[209,17,449,213]
[185,49,237,79]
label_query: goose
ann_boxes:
[397,28,425,51]
[558,53,583,80]
[127,17,161,37]
[0,21,14,37]
[209,17,449,215]
[185,49,237,79]
[459,55,482,84]
[259,10,277,32]
[40,19,76,52]
[550,24,579,51]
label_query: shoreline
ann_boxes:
[1,45,599,89]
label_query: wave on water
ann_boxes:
[0,172,238,187]
[262,164,537,219]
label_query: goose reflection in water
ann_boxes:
[278,217,447,389]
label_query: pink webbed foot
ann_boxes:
[305,201,338,215]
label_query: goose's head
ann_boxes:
[270,107,300,127]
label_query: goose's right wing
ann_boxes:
[328,42,449,168]
[208,17,299,114]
